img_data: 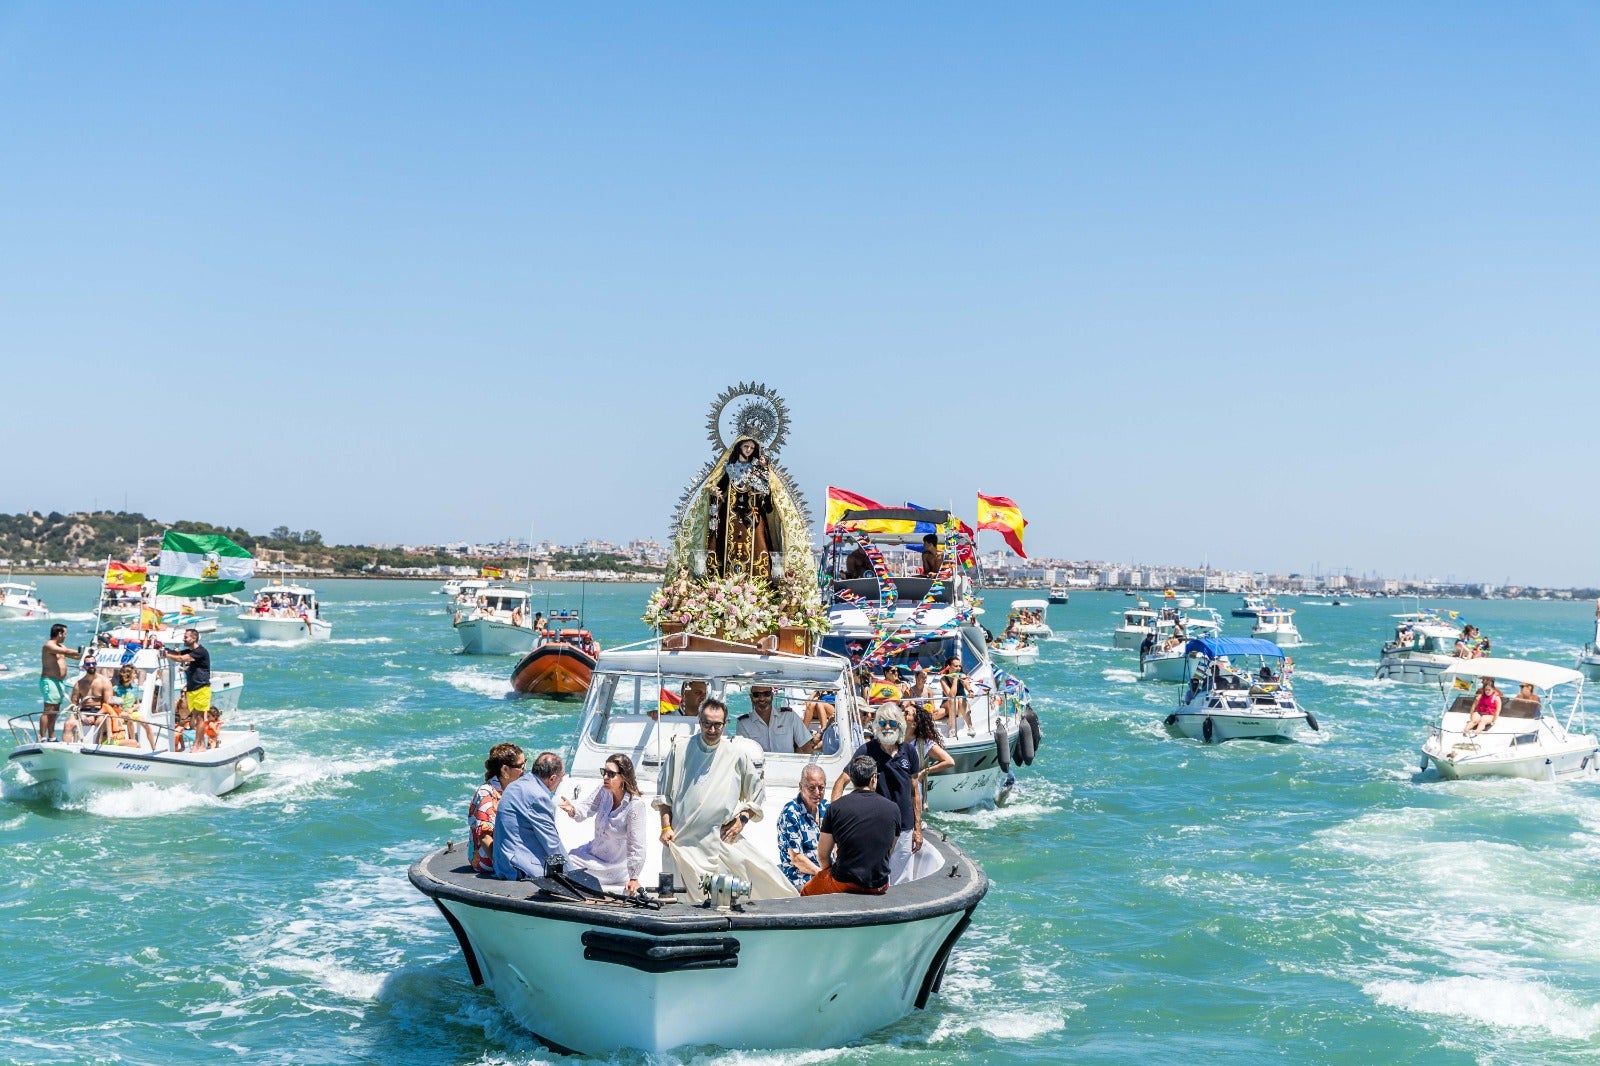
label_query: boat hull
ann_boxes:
[1422,738,1600,781]
[1112,629,1149,650]
[510,644,596,696]
[923,734,1014,812]
[237,615,332,642]
[1251,627,1301,647]
[8,731,266,798]
[1140,652,1194,682]
[409,839,986,1056]
[0,603,48,620]
[456,619,537,656]
[988,645,1038,664]
[1375,652,1455,684]
[1578,655,1600,682]
[1166,709,1308,742]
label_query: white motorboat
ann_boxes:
[823,507,1043,811]
[1007,598,1053,638]
[1419,658,1597,781]
[1375,611,1467,684]
[1577,600,1600,681]
[0,581,48,621]
[453,586,539,656]
[988,637,1039,664]
[1047,585,1070,604]
[442,577,493,614]
[1250,607,1301,647]
[409,639,987,1056]
[1164,637,1317,742]
[1113,606,1159,650]
[238,583,332,642]
[1232,594,1271,619]
[6,648,262,799]
[1136,607,1223,681]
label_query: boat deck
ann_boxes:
[411,832,987,934]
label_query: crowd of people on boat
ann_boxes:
[253,592,319,620]
[468,694,941,901]
[33,624,221,752]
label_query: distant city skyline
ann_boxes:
[3,7,1597,585]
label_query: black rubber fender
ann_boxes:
[1305,712,1320,732]
[1202,717,1215,744]
[1017,714,1036,766]
[1163,714,1178,727]
[1420,751,1430,772]
[994,720,1012,773]
[1025,706,1042,749]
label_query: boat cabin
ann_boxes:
[1181,637,1294,708]
[252,584,318,614]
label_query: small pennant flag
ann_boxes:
[1453,676,1473,691]
[156,531,254,598]
[976,493,1028,558]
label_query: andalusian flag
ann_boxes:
[105,560,147,591]
[825,486,883,532]
[155,531,254,597]
[976,494,1028,558]
[659,688,682,714]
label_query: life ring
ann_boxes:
[994,720,1011,773]
[1017,714,1036,766]
[1305,712,1320,732]
[1202,717,1215,744]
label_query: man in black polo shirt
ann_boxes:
[831,705,922,885]
[803,756,900,896]
[162,628,212,750]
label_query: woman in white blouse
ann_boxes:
[559,752,647,895]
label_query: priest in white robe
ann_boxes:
[654,697,796,902]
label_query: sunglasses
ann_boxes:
[508,761,526,770]
[602,768,621,779]
[751,692,773,700]
[701,720,726,730]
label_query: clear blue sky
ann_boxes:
[2,4,1597,585]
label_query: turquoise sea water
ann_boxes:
[4,579,1600,1065]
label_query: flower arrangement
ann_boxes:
[644,569,831,643]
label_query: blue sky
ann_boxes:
[2,4,1597,585]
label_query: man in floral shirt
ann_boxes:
[776,764,830,890]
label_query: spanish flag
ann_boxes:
[105,560,147,591]
[659,687,682,714]
[976,494,1028,558]
[825,486,884,532]
[480,566,504,579]
[138,605,164,631]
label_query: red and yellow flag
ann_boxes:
[480,566,504,579]
[976,493,1028,558]
[825,486,884,532]
[105,560,147,591]
[658,687,682,714]
[138,605,164,631]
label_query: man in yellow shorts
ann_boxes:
[163,629,212,751]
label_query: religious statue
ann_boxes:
[707,436,780,579]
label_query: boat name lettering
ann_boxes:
[116,762,151,772]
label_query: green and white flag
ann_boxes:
[155,531,254,597]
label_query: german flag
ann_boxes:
[976,493,1028,558]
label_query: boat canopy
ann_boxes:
[597,648,848,686]
[1185,637,1286,660]
[835,508,951,544]
[1442,657,1583,690]
[1011,599,1049,610]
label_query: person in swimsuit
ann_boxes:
[1464,677,1501,735]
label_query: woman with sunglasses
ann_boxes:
[469,743,526,874]
[560,754,647,896]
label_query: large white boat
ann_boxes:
[1375,611,1465,684]
[1250,607,1301,647]
[0,581,48,621]
[1136,607,1224,681]
[441,577,492,611]
[453,587,539,656]
[1047,585,1070,604]
[1577,600,1600,682]
[409,639,987,1056]
[238,583,332,642]
[6,648,261,798]
[1008,598,1053,638]
[1419,658,1597,781]
[1164,637,1317,742]
[824,507,1042,811]
[988,636,1040,664]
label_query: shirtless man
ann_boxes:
[65,656,118,743]
[38,624,82,742]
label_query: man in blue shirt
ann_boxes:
[492,750,568,880]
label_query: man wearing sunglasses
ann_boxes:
[831,705,923,885]
[735,686,822,755]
